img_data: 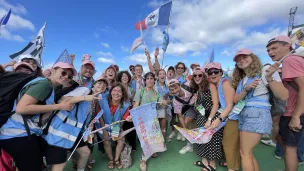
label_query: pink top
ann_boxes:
[173,88,197,114]
[282,55,304,116]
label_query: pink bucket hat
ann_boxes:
[95,75,109,85]
[233,48,253,61]
[266,35,292,47]
[53,62,77,76]
[193,67,204,74]
[205,62,222,71]
[82,54,95,68]
[168,79,180,87]
[14,62,34,72]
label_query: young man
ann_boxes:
[266,35,304,171]
[131,64,144,92]
[168,79,197,154]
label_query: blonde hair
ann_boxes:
[231,53,262,89]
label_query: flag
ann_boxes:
[9,22,47,65]
[162,31,169,52]
[0,9,11,34]
[53,49,71,65]
[130,37,143,53]
[135,1,172,30]
[83,110,104,142]
[203,48,215,66]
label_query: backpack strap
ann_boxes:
[288,82,299,92]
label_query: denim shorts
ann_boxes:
[183,107,197,119]
[238,106,272,134]
[279,115,304,147]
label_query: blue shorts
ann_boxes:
[239,106,272,134]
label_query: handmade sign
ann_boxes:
[130,102,166,160]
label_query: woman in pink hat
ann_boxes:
[232,48,288,171]
[0,61,76,171]
[205,62,240,171]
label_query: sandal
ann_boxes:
[193,161,209,170]
[208,165,216,171]
[152,153,158,158]
[107,160,115,170]
[219,161,227,167]
[115,160,123,170]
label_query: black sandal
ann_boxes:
[208,165,216,171]
[193,161,209,170]
[219,161,227,167]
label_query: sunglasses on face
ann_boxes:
[130,68,134,71]
[60,70,73,79]
[207,70,220,76]
[22,59,37,65]
[177,67,184,70]
[193,74,203,78]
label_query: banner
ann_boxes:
[174,120,227,144]
[130,102,165,160]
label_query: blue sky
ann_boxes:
[0,0,303,75]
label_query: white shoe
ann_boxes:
[177,133,182,141]
[261,139,276,147]
[182,136,186,141]
[179,144,193,154]
[169,131,176,139]
[274,154,283,160]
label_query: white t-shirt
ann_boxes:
[244,65,281,96]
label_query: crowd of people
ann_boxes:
[0,34,303,171]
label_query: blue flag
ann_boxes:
[162,31,169,52]
[54,49,71,65]
[0,9,12,34]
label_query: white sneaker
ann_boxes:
[177,133,182,141]
[261,139,276,147]
[182,136,186,141]
[179,144,193,154]
[274,154,283,160]
[169,131,176,139]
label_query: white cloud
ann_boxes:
[0,0,27,15]
[101,42,110,48]
[97,58,115,64]
[94,32,100,38]
[126,53,147,63]
[191,51,202,57]
[0,8,34,31]
[96,51,114,58]
[42,62,54,70]
[0,28,25,42]
[221,50,232,57]
[146,0,304,56]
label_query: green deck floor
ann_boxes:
[65,137,304,171]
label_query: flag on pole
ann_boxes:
[83,110,104,142]
[130,37,143,53]
[9,23,47,65]
[162,31,169,52]
[203,48,215,66]
[53,49,71,66]
[135,1,172,31]
[0,9,11,34]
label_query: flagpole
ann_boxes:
[139,21,148,50]
[39,22,47,68]
[161,3,172,68]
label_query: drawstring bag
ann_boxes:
[120,143,132,168]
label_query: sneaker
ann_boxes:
[179,144,193,154]
[177,133,182,141]
[182,136,186,141]
[274,154,283,160]
[299,161,304,166]
[261,139,276,147]
[169,131,176,139]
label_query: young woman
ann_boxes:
[18,54,44,76]
[0,62,76,171]
[133,72,167,171]
[232,49,288,171]
[191,67,223,171]
[175,62,187,84]
[99,83,132,170]
[104,65,117,89]
[154,69,171,142]
[205,62,238,171]
[116,71,137,151]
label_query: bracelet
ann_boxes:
[208,118,212,121]
[218,116,223,122]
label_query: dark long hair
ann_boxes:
[107,83,129,107]
[190,72,209,92]
[116,70,132,84]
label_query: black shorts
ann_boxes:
[0,135,43,171]
[279,115,304,147]
[70,133,93,153]
[41,139,67,165]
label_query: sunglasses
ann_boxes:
[207,70,220,76]
[22,59,37,65]
[193,74,203,78]
[177,67,184,70]
[130,68,135,71]
[61,70,73,80]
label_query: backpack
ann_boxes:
[0,72,37,127]
[263,64,286,114]
[120,143,132,168]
